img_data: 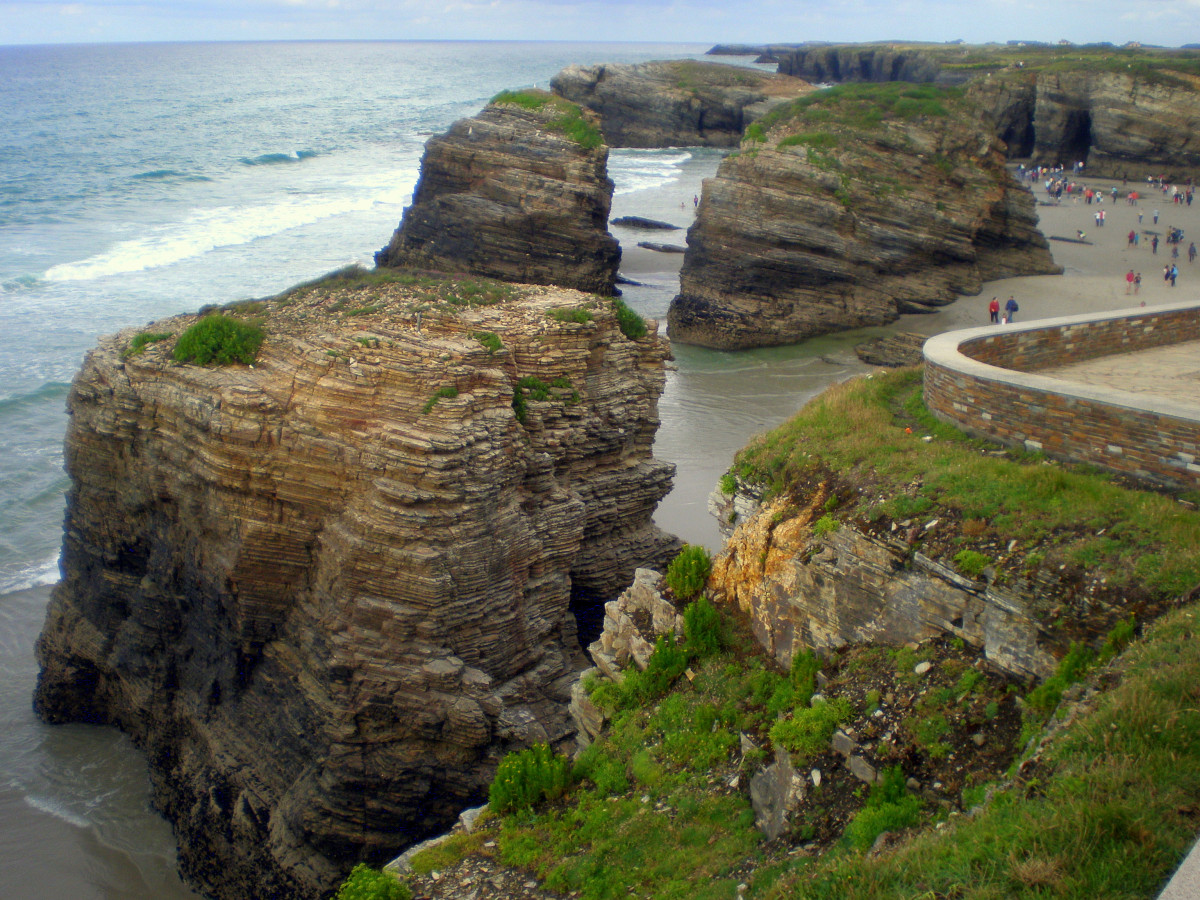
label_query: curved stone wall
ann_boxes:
[923,301,1200,490]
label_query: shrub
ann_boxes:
[953,549,991,578]
[769,696,851,761]
[718,473,737,495]
[473,331,503,354]
[845,765,922,850]
[665,544,712,601]
[612,297,648,339]
[813,514,839,536]
[683,596,725,658]
[790,649,822,708]
[174,315,264,366]
[488,743,573,813]
[333,864,411,900]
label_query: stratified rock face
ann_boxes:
[668,90,1059,349]
[971,70,1200,177]
[34,281,676,900]
[376,95,620,295]
[776,45,958,85]
[550,60,812,148]
[711,494,1060,682]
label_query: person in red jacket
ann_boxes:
[988,296,1000,323]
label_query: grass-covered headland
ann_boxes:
[333,368,1200,899]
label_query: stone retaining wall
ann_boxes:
[923,301,1200,491]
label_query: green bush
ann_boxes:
[473,331,503,354]
[333,864,411,900]
[683,596,726,658]
[488,743,573,813]
[769,696,851,761]
[174,315,264,366]
[813,514,839,536]
[612,297,648,339]
[718,473,737,495]
[845,765,922,850]
[665,544,712,601]
[953,549,990,578]
[790,649,822,709]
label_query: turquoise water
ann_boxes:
[0,41,872,898]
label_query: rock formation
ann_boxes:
[668,85,1059,350]
[550,60,812,148]
[765,42,1200,177]
[969,69,1200,178]
[376,92,621,295]
[775,44,958,86]
[34,276,677,900]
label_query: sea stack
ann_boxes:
[376,91,621,295]
[668,83,1059,350]
[34,277,677,899]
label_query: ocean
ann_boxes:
[0,41,873,898]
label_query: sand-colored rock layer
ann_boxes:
[34,283,677,899]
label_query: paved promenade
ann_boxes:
[1039,339,1200,407]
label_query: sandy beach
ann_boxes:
[914,173,1200,336]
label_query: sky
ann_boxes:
[1,0,1199,47]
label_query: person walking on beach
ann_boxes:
[1153,235,1159,254]
[1154,209,1160,224]
[1005,296,1019,322]
[1128,229,1136,247]
[1171,264,1179,286]
[1190,242,1197,263]
[988,297,1000,323]
[1134,272,1142,295]
[1126,269,1136,293]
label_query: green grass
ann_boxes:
[421,385,459,414]
[472,331,503,354]
[491,89,603,149]
[758,600,1200,899]
[759,83,964,137]
[123,331,172,358]
[173,314,264,366]
[546,307,593,325]
[511,374,578,423]
[734,368,1200,599]
[332,864,411,900]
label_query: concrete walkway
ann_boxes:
[1039,340,1200,407]
[1159,836,1200,898]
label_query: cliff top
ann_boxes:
[731,367,1200,626]
[120,265,634,365]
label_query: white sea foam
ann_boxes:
[24,794,92,830]
[43,168,419,284]
[610,149,693,195]
[0,555,60,596]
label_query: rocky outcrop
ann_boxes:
[970,69,1200,178]
[34,279,677,900]
[854,332,927,368]
[710,493,1063,682]
[375,93,620,295]
[550,60,813,148]
[668,88,1059,349]
[775,45,960,86]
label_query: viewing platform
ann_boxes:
[923,300,1200,492]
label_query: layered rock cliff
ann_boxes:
[550,60,812,148]
[376,92,621,295]
[34,275,677,900]
[775,44,959,86]
[668,84,1058,350]
[969,68,1200,178]
[769,42,1200,177]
